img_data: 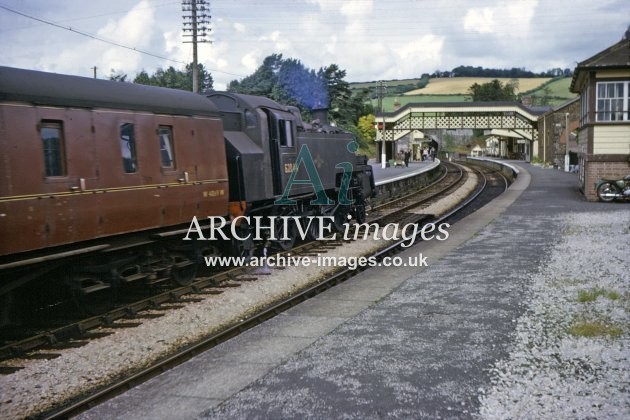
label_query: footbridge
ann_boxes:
[374,101,544,164]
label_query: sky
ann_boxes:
[0,0,628,90]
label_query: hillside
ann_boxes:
[351,77,577,111]
[404,77,551,95]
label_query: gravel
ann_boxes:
[478,210,630,419]
[0,169,477,418]
[10,167,629,419]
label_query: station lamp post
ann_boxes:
[564,112,570,172]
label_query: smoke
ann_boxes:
[276,62,329,110]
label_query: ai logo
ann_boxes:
[274,142,358,206]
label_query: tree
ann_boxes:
[134,70,152,85]
[186,63,213,92]
[228,53,282,97]
[132,63,213,91]
[537,86,552,106]
[226,54,375,144]
[318,64,351,125]
[228,55,356,123]
[109,69,128,82]
[467,79,517,102]
[356,114,376,148]
[416,74,430,89]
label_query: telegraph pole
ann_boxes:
[182,0,211,93]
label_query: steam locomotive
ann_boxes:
[0,66,374,322]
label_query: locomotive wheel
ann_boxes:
[170,253,198,286]
[274,222,297,251]
[333,209,350,232]
[306,219,331,241]
[596,182,618,202]
[353,205,367,224]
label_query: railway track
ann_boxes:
[0,162,464,363]
[1,160,509,419]
[368,160,465,223]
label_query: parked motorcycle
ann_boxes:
[595,175,630,202]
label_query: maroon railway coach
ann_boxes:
[0,66,228,318]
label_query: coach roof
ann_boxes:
[0,66,218,116]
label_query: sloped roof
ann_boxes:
[570,37,630,92]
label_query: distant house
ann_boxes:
[570,31,630,200]
[470,144,484,157]
[536,98,579,168]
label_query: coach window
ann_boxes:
[158,125,175,169]
[40,120,66,177]
[279,119,294,147]
[120,123,138,173]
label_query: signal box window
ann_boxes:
[158,126,175,169]
[40,121,66,177]
[120,123,138,173]
[596,82,627,121]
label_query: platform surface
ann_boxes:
[77,163,624,419]
[370,158,439,186]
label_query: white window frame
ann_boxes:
[595,81,629,122]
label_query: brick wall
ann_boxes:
[536,100,580,166]
[583,160,630,201]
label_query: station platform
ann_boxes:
[370,158,439,186]
[78,162,627,419]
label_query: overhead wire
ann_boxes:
[0,4,186,65]
[0,1,623,81]
[0,3,246,78]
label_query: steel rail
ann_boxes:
[0,163,462,361]
[42,161,506,419]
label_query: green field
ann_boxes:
[376,95,470,110]
[529,77,576,100]
[353,77,577,112]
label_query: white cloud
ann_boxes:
[340,0,373,17]
[501,0,537,38]
[233,22,246,33]
[27,0,159,77]
[95,1,156,75]
[97,0,154,47]
[163,30,181,54]
[463,0,538,37]
[1,0,627,86]
[397,35,444,63]
[241,52,260,73]
[464,8,495,34]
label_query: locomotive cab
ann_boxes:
[205,91,374,251]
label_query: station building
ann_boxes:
[536,98,579,170]
[570,31,630,200]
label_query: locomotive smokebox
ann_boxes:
[311,107,329,126]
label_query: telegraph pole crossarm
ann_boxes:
[182,0,211,93]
